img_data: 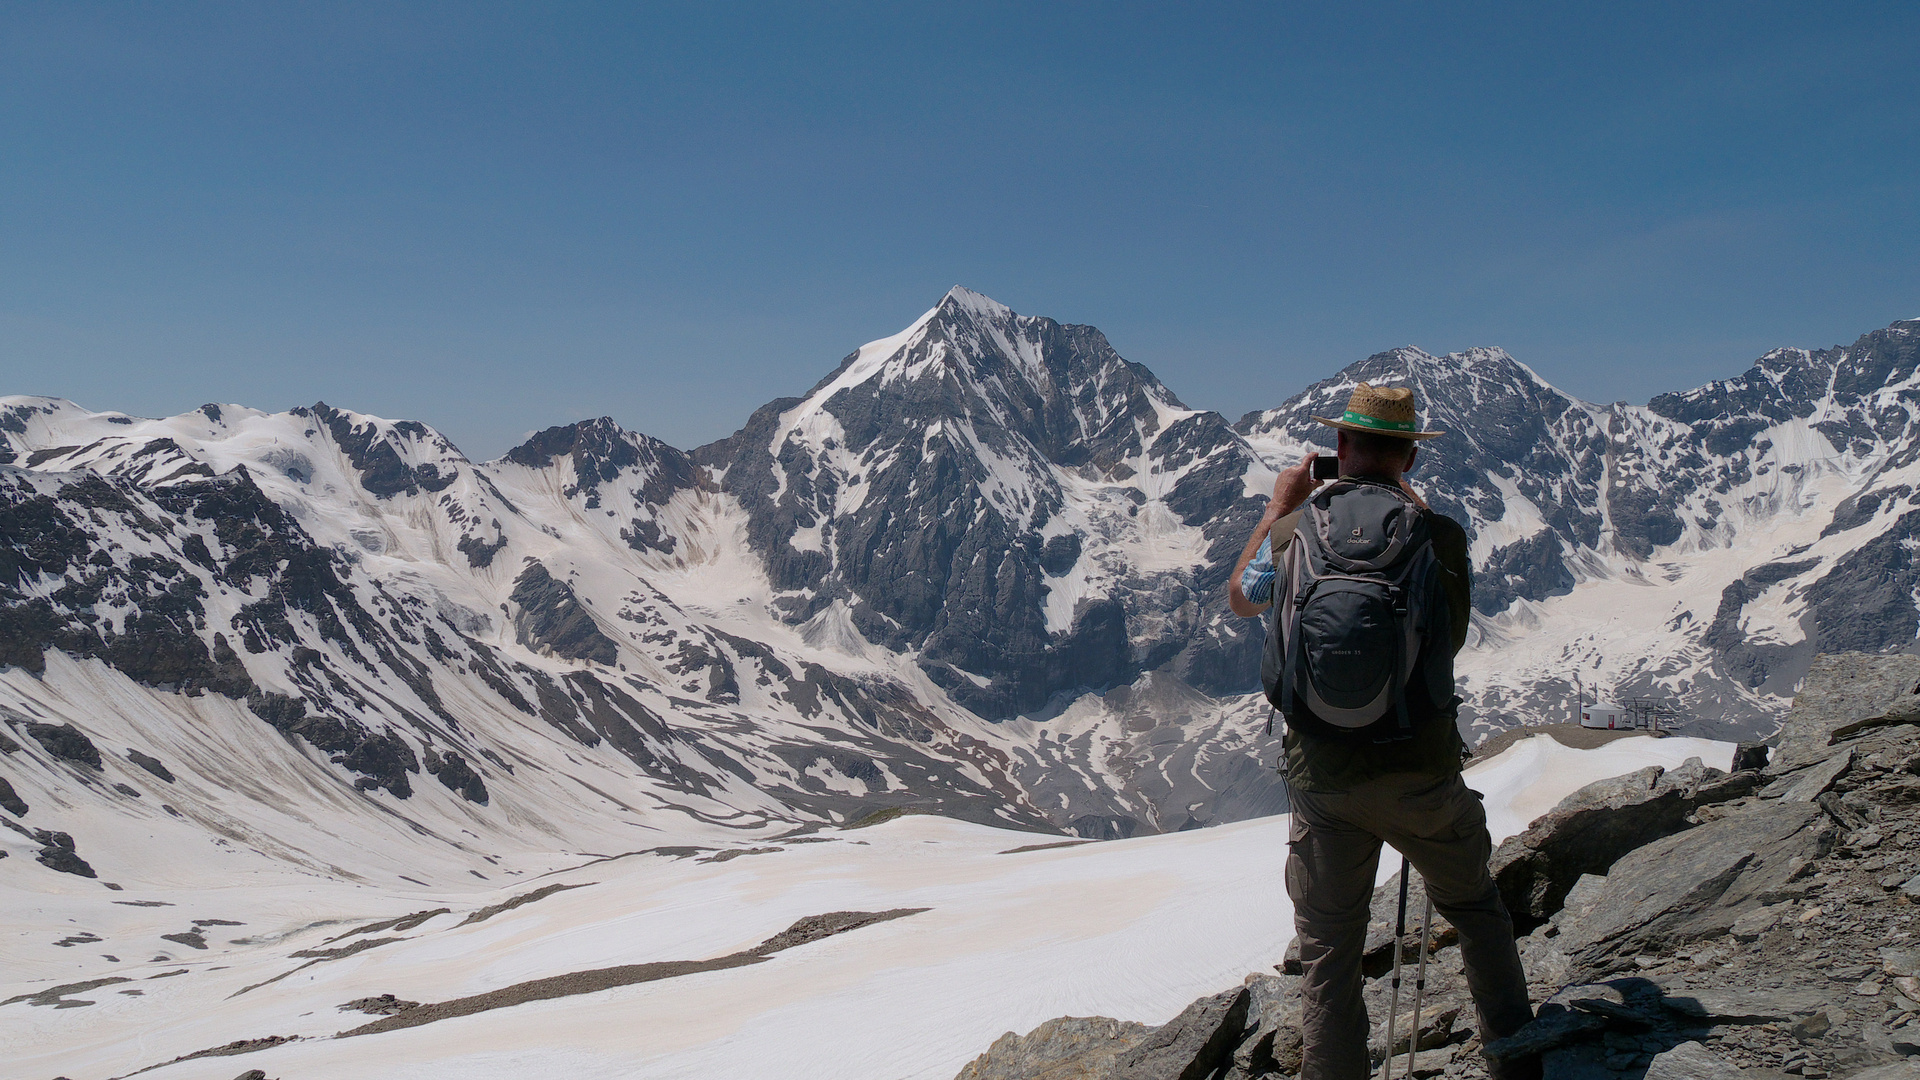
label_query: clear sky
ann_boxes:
[4,2,1917,459]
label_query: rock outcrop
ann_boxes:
[954,652,1920,1079]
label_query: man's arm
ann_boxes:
[1226,452,1323,617]
[1426,513,1473,652]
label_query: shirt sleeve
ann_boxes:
[1237,509,1301,609]
[1240,536,1276,607]
[1426,513,1473,653]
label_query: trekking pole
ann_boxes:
[1380,855,1411,1080]
[1405,887,1433,1078]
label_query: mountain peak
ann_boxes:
[936,285,1015,321]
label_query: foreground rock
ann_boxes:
[955,652,1920,1079]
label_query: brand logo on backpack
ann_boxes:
[1259,481,1443,740]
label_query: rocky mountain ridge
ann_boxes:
[2,290,1919,875]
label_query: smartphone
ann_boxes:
[1311,456,1340,481]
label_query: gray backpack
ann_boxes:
[1261,479,1442,738]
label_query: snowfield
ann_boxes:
[5,734,1732,1080]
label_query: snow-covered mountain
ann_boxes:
[2,289,1917,883]
[1239,320,1920,740]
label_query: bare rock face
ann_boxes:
[24,721,102,769]
[1771,652,1920,772]
[953,981,1286,1080]
[952,1016,1153,1080]
[1556,800,1835,968]
[0,774,26,816]
[507,562,619,665]
[125,748,175,783]
[1488,757,1763,930]
[1111,985,1250,1080]
[31,828,95,877]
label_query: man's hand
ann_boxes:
[1267,452,1324,522]
[1229,452,1325,617]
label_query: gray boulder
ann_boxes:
[1222,975,1302,1080]
[1488,758,1758,928]
[1558,800,1833,966]
[24,722,101,769]
[1112,985,1250,1080]
[1643,1040,1743,1079]
[952,1016,1152,1080]
[0,774,26,816]
[1759,746,1854,802]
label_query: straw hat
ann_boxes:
[1312,382,1445,440]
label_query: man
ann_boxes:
[1227,383,1537,1080]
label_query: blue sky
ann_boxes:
[3,2,1916,458]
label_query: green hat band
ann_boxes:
[1340,410,1417,433]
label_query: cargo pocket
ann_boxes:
[1285,812,1310,904]
[1399,775,1473,841]
[1442,788,1488,844]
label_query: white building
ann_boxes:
[1580,702,1630,730]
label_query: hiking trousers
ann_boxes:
[1286,771,1536,1080]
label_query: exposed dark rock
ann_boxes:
[508,562,618,664]
[0,775,25,815]
[456,882,592,927]
[1227,975,1305,1079]
[1111,985,1250,1080]
[339,993,420,1016]
[455,531,508,569]
[1476,530,1577,615]
[1804,510,1920,656]
[299,402,455,499]
[423,748,488,804]
[1488,758,1758,930]
[953,1016,1152,1080]
[342,908,927,1039]
[1731,742,1770,772]
[33,829,96,877]
[0,975,132,1008]
[1068,814,1142,841]
[1039,533,1082,577]
[748,908,931,955]
[1558,800,1833,967]
[1772,653,1920,772]
[1656,985,1836,1024]
[1703,559,1820,688]
[505,417,698,502]
[126,748,175,782]
[695,290,1258,718]
[1759,747,1853,802]
[24,722,101,769]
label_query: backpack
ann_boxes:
[1260,479,1446,740]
